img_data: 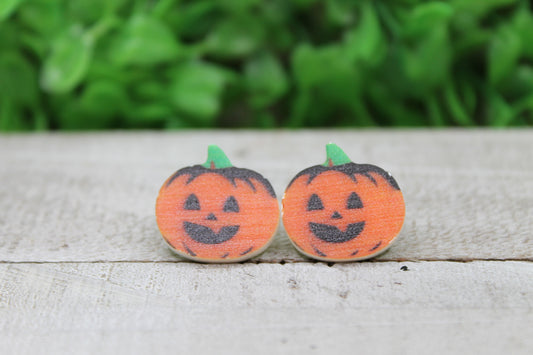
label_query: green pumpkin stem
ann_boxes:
[323,143,352,167]
[201,145,233,169]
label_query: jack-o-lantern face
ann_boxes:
[156,146,279,262]
[182,193,240,244]
[282,144,405,261]
[306,189,365,244]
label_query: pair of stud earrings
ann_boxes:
[155,143,405,263]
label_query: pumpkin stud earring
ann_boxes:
[155,145,279,263]
[282,143,405,262]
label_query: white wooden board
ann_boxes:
[0,130,532,354]
[1,261,532,355]
[0,130,531,262]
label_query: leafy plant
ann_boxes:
[0,0,532,130]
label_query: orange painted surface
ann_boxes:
[282,170,405,261]
[156,172,279,262]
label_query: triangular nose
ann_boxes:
[206,213,217,221]
[331,211,342,219]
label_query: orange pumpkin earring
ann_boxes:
[156,145,279,263]
[282,143,405,262]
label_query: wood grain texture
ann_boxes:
[0,131,532,354]
[0,261,531,355]
[1,130,531,262]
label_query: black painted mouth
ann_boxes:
[309,221,365,243]
[184,222,239,244]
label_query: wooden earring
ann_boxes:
[156,145,279,263]
[282,143,405,262]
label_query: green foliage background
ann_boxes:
[1,0,533,130]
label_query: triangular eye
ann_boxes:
[223,196,239,212]
[184,194,200,210]
[307,194,324,211]
[347,192,363,209]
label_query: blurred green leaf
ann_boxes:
[291,44,373,126]
[79,80,127,117]
[0,0,22,21]
[67,0,124,25]
[403,25,451,89]
[451,0,517,18]
[1,0,532,130]
[367,80,428,126]
[292,44,350,90]
[19,32,48,59]
[0,99,18,131]
[133,80,168,101]
[489,25,521,86]
[169,62,228,124]
[33,109,49,131]
[17,0,64,37]
[245,52,288,109]
[111,15,181,65]
[343,1,385,66]
[292,45,321,90]
[499,65,533,99]
[0,98,44,131]
[454,27,491,59]
[58,80,127,129]
[512,7,533,59]
[167,1,217,39]
[165,115,191,129]
[292,43,363,98]
[255,112,277,128]
[0,19,18,50]
[125,103,174,126]
[444,80,473,125]
[512,93,533,121]
[41,26,93,93]
[426,95,445,126]
[0,52,38,104]
[457,77,478,115]
[219,0,261,13]
[292,0,318,8]
[404,2,453,37]
[205,17,264,58]
[326,0,356,26]
[488,91,514,126]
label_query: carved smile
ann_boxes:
[309,221,365,243]
[184,222,240,244]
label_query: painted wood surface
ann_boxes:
[0,130,531,262]
[1,261,532,355]
[0,130,532,354]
